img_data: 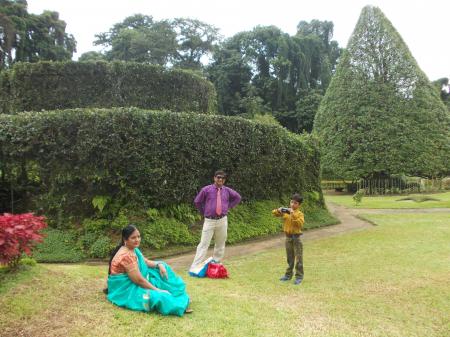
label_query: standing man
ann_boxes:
[189,170,241,273]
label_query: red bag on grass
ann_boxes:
[206,262,228,278]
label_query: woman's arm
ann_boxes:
[127,268,169,292]
[144,257,168,280]
[144,257,158,268]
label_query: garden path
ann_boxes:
[165,202,375,269]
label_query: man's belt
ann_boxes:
[205,214,226,220]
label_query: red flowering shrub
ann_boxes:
[0,213,47,267]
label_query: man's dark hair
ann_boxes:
[214,170,227,177]
[291,193,303,203]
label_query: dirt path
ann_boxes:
[165,202,374,269]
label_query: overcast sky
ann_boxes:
[27,0,449,81]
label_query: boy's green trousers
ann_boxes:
[284,234,304,279]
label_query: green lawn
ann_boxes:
[1,213,449,337]
[326,191,450,208]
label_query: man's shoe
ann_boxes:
[294,278,303,285]
[279,275,291,281]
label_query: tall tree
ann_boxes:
[207,34,254,115]
[94,14,177,65]
[171,17,220,70]
[0,0,76,70]
[274,89,324,133]
[78,51,106,62]
[208,22,341,124]
[313,6,450,179]
[94,15,219,70]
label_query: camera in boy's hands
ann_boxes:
[280,207,291,214]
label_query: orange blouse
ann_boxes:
[110,247,138,275]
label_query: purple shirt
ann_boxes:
[194,184,241,217]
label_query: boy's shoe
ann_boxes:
[279,275,292,281]
[293,278,303,285]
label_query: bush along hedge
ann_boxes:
[1,108,328,260]
[30,196,338,262]
[0,61,217,114]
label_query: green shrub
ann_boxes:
[110,211,129,231]
[227,200,281,243]
[20,257,37,266]
[89,236,113,258]
[0,108,322,220]
[33,229,84,263]
[141,218,196,249]
[31,197,336,256]
[82,218,110,233]
[78,232,99,251]
[0,61,216,114]
[159,204,200,224]
[352,189,365,206]
[304,208,340,229]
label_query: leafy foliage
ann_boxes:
[33,228,84,263]
[171,17,220,70]
[77,51,106,62]
[0,0,76,70]
[207,21,341,125]
[0,108,322,220]
[92,195,111,214]
[0,61,217,114]
[93,15,219,71]
[313,6,450,179]
[352,189,365,206]
[274,89,324,133]
[141,217,196,249]
[88,235,113,258]
[0,213,47,266]
[94,14,177,66]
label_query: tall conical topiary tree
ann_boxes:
[313,6,450,179]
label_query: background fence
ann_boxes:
[322,177,450,195]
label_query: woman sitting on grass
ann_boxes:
[106,224,192,316]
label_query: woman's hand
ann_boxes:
[158,264,168,280]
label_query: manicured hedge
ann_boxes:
[313,6,450,179]
[0,61,217,114]
[0,108,322,220]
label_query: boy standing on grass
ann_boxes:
[272,193,305,285]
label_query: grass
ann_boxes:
[1,213,449,337]
[326,191,450,208]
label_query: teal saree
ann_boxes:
[107,248,190,316]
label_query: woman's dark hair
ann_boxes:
[108,224,138,275]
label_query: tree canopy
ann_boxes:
[313,6,450,179]
[207,21,342,127]
[93,15,219,70]
[0,0,76,70]
[87,17,342,132]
